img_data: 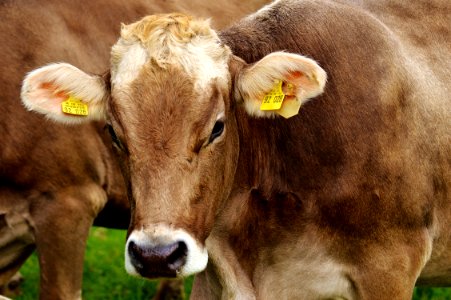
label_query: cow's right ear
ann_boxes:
[21,63,109,124]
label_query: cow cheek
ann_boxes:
[187,141,238,242]
[207,125,240,236]
[182,162,224,242]
[221,119,240,200]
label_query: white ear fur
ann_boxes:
[235,52,327,118]
[21,63,108,124]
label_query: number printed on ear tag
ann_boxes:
[61,95,89,116]
[260,80,285,111]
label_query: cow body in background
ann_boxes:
[0,0,268,299]
[20,0,450,299]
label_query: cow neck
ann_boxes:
[234,109,296,197]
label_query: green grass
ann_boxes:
[14,228,451,299]
[414,288,451,300]
[82,228,156,299]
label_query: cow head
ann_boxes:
[21,14,326,279]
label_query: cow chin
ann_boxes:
[124,225,208,279]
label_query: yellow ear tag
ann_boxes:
[276,97,301,119]
[61,95,89,116]
[260,80,285,111]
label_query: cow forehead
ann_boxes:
[110,13,232,93]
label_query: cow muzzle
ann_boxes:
[125,226,208,278]
[128,240,187,277]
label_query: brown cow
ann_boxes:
[1,0,268,299]
[20,0,451,299]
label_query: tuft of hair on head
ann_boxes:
[110,13,231,86]
[111,13,222,71]
[121,13,214,47]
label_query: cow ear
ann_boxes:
[21,63,109,124]
[234,52,327,118]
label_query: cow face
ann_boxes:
[21,14,326,279]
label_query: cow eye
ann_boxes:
[208,120,224,143]
[106,124,124,150]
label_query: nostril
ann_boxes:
[167,241,188,271]
[128,241,144,271]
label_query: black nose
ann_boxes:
[128,240,188,278]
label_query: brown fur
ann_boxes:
[102,1,449,299]
[220,0,449,297]
[1,0,269,299]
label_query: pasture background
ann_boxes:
[15,228,451,299]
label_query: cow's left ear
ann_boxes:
[234,52,327,118]
[21,63,109,124]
